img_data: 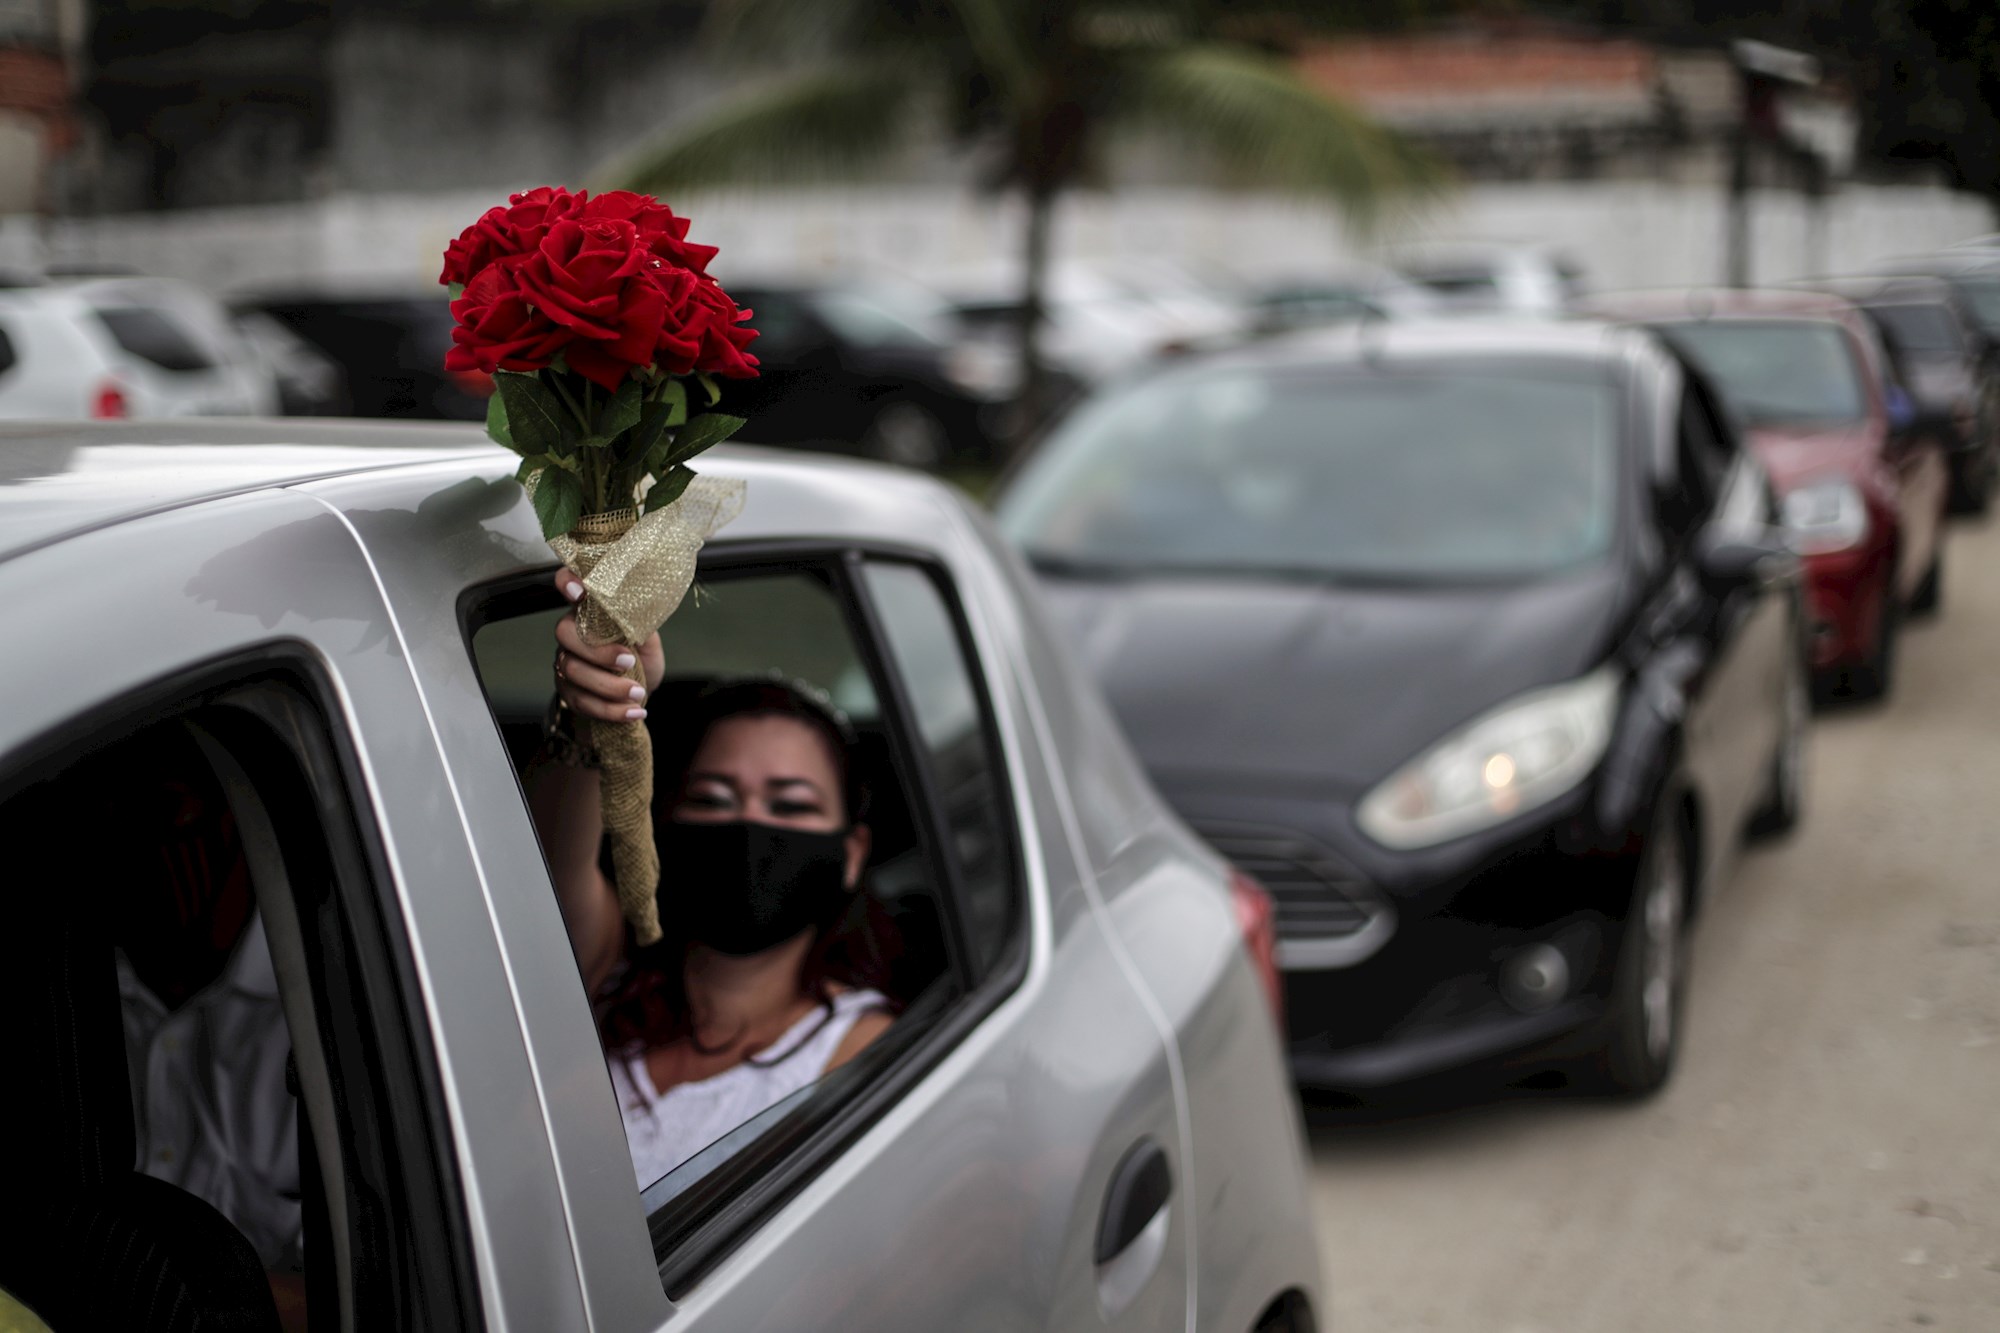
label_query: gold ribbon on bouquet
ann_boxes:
[548,474,746,945]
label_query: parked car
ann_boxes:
[714,282,1026,467]
[1583,289,1949,699]
[235,288,492,421]
[0,421,1322,1333]
[995,319,1807,1098]
[1392,242,1587,315]
[1872,251,2000,342]
[1247,266,1442,334]
[945,261,1244,386]
[1804,275,1999,513]
[0,274,279,419]
[231,308,351,415]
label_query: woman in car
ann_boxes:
[530,569,898,1186]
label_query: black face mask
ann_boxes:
[655,820,851,956]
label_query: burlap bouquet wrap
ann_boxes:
[548,474,747,945]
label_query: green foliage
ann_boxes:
[487,368,747,540]
[599,0,1449,443]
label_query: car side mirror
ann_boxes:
[1698,534,1795,592]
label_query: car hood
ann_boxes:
[1033,568,1628,797]
[1746,421,1882,491]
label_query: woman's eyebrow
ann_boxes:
[684,770,738,787]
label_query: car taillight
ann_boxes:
[1228,869,1284,1028]
[91,381,129,419]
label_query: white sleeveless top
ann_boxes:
[610,988,889,1188]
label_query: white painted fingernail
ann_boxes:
[625,707,647,720]
[564,581,583,601]
[614,652,636,670]
[628,685,646,701]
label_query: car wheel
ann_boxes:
[1748,650,1809,838]
[1580,805,1690,1098]
[861,400,949,470]
[1847,589,1901,700]
[1909,546,1944,616]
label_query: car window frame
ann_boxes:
[458,537,1029,1297]
[0,648,482,1333]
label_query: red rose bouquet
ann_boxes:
[443,185,760,943]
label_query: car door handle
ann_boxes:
[1095,1137,1174,1315]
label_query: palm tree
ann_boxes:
[599,0,1443,443]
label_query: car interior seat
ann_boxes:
[0,764,284,1333]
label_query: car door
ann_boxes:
[317,457,1194,1332]
[0,490,543,1331]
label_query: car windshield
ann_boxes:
[1654,321,1867,426]
[1869,303,1968,356]
[811,287,952,349]
[998,367,1621,583]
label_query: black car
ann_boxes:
[235,290,491,421]
[715,283,1018,467]
[995,319,1807,1097]
[1810,275,1999,512]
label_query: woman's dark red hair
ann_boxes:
[596,678,902,1057]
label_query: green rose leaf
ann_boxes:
[485,389,515,452]
[599,377,645,440]
[658,379,688,428]
[514,455,539,483]
[495,372,568,457]
[665,412,746,470]
[646,463,697,514]
[530,464,585,540]
[695,372,722,407]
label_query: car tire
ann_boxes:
[1578,803,1691,1098]
[1909,546,1944,617]
[1847,589,1901,700]
[861,400,949,470]
[1747,650,1808,839]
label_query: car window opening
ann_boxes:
[2,716,325,1333]
[467,555,1017,1228]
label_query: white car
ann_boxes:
[1393,242,1589,316]
[0,275,279,419]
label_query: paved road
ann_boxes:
[1305,512,2000,1332]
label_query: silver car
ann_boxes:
[0,421,1322,1333]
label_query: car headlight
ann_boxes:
[1780,478,1868,554]
[1356,667,1622,851]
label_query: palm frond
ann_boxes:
[1115,43,1448,226]
[593,65,928,194]
[944,0,1042,100]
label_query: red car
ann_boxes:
[1585,290,1948,698]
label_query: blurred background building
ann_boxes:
[1,0,1991,297]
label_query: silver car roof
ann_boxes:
[0,419,967,564]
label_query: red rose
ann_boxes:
[515,216,671,392]
[445,260,573,375]
[580,191,720,276]
[688,280,760,379]
[439,185,584,288]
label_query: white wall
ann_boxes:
[7,179,1992,299]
